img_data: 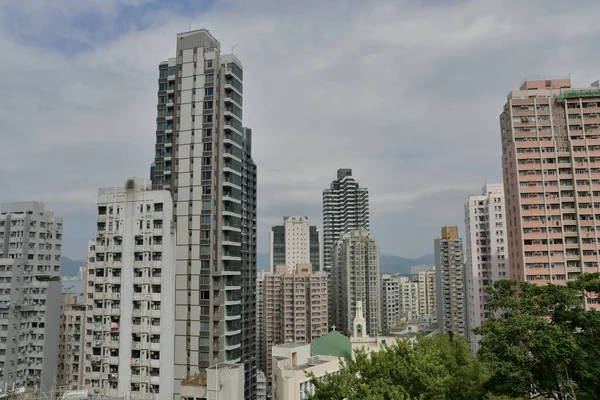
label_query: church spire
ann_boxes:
[353,301,367,338]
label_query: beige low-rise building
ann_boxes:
[180,363,244,400]
[271,343,340,400]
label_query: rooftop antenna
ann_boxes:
[188,20,191,32]
[231,44,238,54]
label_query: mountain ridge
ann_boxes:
[256,252,434,273]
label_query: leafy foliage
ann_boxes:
[475,273,600,400]
[306,335,492,400]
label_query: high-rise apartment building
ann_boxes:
[434,226,467,336]
[322,169,370,272]
[269,216,322,272]
[500,78,600,310]
[0,202,62,392]
[149,29,257,398]
[83,178,175,399]
[255,270,267,374]
[413,267,436,316]
[58,293,86,391]
[331,230,380,336]
[262,264,328,388]
[464,184,508,349]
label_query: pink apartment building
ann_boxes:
[262,264,328,387]
[501,77,600,309]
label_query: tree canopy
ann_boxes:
[307,273,600,400]
[475,273,600,400]
[306,334,495,400]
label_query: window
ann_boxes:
[200,322,209,330]
[201,260,210,269]
[202,157,211,166]
[205,88,213,96]
[206,60,213,68]
[200,245,210,255]
[201,215,211,225]
[203,128,212,138]
[201,276,210,285]
[203,115,213,124]
[159,68,168,78]
[204,101,213,110]
[200,306,210,314]
[202,171,212,181]
[202,200,211,210]
[203,143,212,152]
[199,337,209,346]
[154,203,163,212]
[200,291,210,300]
[205,74,214,83]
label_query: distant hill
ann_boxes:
[380,253,434,275]
[61,256,85,277]
[255,252,433,274]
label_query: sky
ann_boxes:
[1,0,600,262]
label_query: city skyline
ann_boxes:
[3,1,600,261]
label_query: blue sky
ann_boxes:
[1,0,600,262]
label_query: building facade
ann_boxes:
[256,270,267,374]
[0,202,62,392]
[464,184,508,350]
[83,178,175,399]
[179,363,244,400]
[149,29,257,398]
[269,216,321,273]
[500,78,600,309]
[58,293,86,392]
[413,267,436,316]
[262,265,328,388]
[322,169,370,272]
[331,230,380,336]
[271,343,340,400]
[434,226,467,336]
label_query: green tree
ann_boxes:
[307,334,493,400]
[475,273,600,400]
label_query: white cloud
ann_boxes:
[1,0,600,258]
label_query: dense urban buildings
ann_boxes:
[83,178,175,399]
[434,226,467,336]
[500,78,600,309]
[58,293,86,391]
[262,264,328,388]
[149,29,258,398]
[322,169,370,272]
[269,216,322,272]
[0,202,62,392]
[381,269,436,334]
[464,184,508,350]
[331,230,381,336]
[381,275,418,333]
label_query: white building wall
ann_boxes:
[465,184,508,353]
[0,202,63,393]
[84,178,174,399]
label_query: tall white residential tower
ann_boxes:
[465,184,508,351]
[83,178,175,399]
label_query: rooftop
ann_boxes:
[181,373,207,387]
[310,331,352,359]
